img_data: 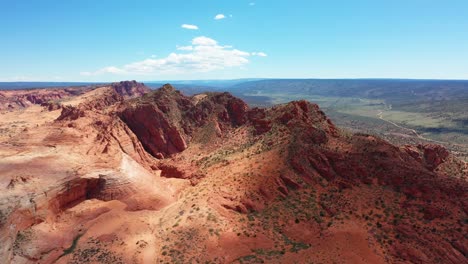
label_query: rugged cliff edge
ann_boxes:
[0,81,466,264]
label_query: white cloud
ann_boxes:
[82,36,267,76]
[176,45,193,51]
[252,52,268,57]
[181,24,199,30]
[192,36,218,46]
[80,66,125,76]
[214,14,225,20]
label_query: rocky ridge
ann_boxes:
[0,87,89,111]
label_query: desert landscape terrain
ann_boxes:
[0,81,466,264]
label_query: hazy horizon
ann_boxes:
[2,77,468,84]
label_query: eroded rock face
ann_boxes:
[119,103,189,157]
[56,105,86,120]
[48,177,102,213]
[118,85,249,157]
[419,144,450,170]
[403,144,450,171]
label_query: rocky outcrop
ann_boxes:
[403,144,450,171]
[0,81,149,112]
[0,87,90,110]
[118,85,249,158]
[48,177,102,213]
[91,118,160,170]
[56,105,86,121]
[419,144,450,170]
[41,101,61,111]
[111,80,150,98]
[56,82,150,116]
[119,103,188,157]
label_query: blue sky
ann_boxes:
[1,0,468,81]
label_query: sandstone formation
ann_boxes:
[0,81,466,264]
[0,87,90,111]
